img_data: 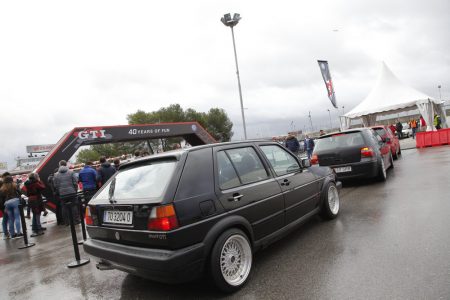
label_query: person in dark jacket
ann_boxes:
[53,160,79,224]
[97,157,116,187]
[113,158,121,170]
[78,162,98,203]
[304,135,315,159]
[23,173,46,236]
[396,121,403,139]
[284,134,300,156]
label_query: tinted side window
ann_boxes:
[260,145,300,176]
[175,148,214,200]
[226,147,269,185]
[371,130,383,143]
[374,128,387,138]
[217,147,269,189]
[217,151,240,190]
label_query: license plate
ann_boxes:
[334,166,352,173]
[103,210,133,225]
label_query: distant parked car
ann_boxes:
[401,123,412,138]
[311,128,394,181]
[371,125,401,159]
[83,141,341,293]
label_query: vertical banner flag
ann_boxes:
[318,60,337,108]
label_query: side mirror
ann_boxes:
[301,158,311,168]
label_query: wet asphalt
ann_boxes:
[1,145,449,299]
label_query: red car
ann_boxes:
[371,125,401,159]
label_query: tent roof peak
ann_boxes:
[344,62,437,118]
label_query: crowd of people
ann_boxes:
[0,171,51,239]
[388,115,435,140]
[0,153,129,240]
[277,132,316,159]
[48,156,119,226]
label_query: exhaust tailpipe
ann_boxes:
[96,261,114,271]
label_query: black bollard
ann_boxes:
[65,198,89,268]
[77,195,87,245]
[18,202,36,249]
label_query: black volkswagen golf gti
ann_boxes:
[83,141,341,293]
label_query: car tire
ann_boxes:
[398,147,402,156]
[393,149,398,160]
[209,228,253,293]
[319,182,340,220]
[377,158,387,182]
[390,152,394,169]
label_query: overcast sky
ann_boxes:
[1,0,449,169]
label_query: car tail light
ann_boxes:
[310,154,319,165]
[147,204,179,231]
[85,206,93,226]
[360,147,374,158]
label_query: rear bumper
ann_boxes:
[83,238,206,283]
[329,160,378,180]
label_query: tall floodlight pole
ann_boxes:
[221,13,247,140]
[438,85,442,101]
[327,109,332,129]
[308,111,314,132]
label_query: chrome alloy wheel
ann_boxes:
[220,234,252,286]
[328,185,340,215]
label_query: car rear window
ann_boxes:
[95,160,177,201]
[315,132,366,151]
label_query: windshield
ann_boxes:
[94,160,177,201]
[315,132,366,151]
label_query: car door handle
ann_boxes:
[228,193,243,202]
[280,179,290,186]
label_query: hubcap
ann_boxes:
[328,185,339,215]
[220,234,252,286]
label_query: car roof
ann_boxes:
[119,140,275,169]
[318,127,372,139]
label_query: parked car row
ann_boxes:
[84,141,342,293]
[310,126,399,181]
[82,126,399,293]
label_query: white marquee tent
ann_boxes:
[341,62,447,131]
